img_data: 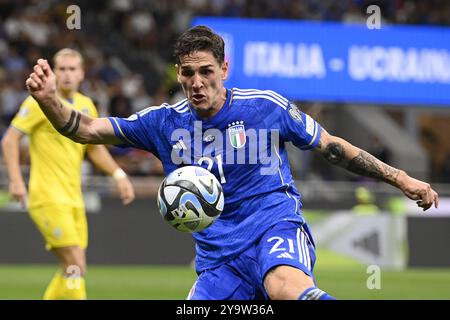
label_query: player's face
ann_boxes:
[176,51,228,118]
[54,55,84,93]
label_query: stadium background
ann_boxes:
[0,0,450,299]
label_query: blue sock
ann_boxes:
[298,287,336,300]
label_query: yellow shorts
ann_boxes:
[29,205,88,251]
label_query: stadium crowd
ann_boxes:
[1,0,449,181]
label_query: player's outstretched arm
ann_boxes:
[26,59,121,145]
[314,128,439,211]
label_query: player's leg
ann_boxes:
[188,250,258,300]
[51,245,87,300]
[257,220,335,300]
[43,270,63,300]
[188,267,249,300]
[264,265,335,300]
[29,205,87,299]
[51,206,88,299]
[264,265,314,299]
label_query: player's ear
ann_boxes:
[175,64,181,82]
[221,60,229,81]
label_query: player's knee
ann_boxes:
[62,259,86,277]
[264,265,314,300]
[62,262,86,277]
[55,247,86,276]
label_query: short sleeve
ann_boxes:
[108,105,164,154]
[11,96,45,134]
[280,102,322,150]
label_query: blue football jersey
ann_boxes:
[109,88,322,272]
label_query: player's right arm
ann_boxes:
[26,59,120,145]
[314,127,439,211]
[1,127,27,207]
[279,101,438,212]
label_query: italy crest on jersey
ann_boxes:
[228,121,246,149]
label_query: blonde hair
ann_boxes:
[53,48,84,67]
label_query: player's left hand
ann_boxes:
[115,176,135,205]
[397,171,439,211]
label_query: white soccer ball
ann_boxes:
[157,166,224,233]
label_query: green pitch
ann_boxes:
[1,249,450,299]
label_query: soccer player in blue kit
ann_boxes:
[26,26,438,300]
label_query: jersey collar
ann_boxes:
[189,88,231,126]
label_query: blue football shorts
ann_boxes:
[187,220,317,300]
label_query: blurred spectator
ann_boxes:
[384,196,406,216]
[109,93,132,118]
[1,78,28,125]
[80,76,110,117]
[3,47,26,75]
[131,83,153,113]
[0,0,449,179]
[98,55,122,86]
[352,186,380,215]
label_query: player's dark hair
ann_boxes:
[174,25,225,65]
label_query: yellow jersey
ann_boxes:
[11,93,98,209]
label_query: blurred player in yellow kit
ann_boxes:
[1,48,135,300]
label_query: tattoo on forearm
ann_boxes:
[347,150,399,183]
[71,112,81,135]
[347,151,382,177]
[58,110,81,136]
[323,142,345,164]
[58,110,75,132]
